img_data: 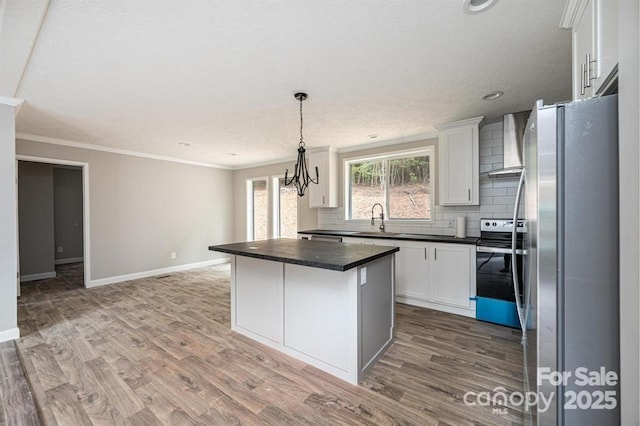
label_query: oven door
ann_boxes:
[475,246,524,328]
[476,246,524,301]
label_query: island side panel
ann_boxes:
[359,254,395,378]
[283,264,359,383]
[234,256,284,344]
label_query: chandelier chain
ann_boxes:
[299,98,304,147]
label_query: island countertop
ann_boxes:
[208,238,398,272]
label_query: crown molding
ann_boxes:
[560,0,587,29]
[16,131,445,172]
[0,97,24,110]
[434,116,485,131]
[231,155,298,170]
[337,131,438,154]
[15,133,231,170]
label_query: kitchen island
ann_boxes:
[208,238,398,384]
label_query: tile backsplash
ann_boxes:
[317,122,520,237]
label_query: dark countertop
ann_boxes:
[298,229,479,245]
[209,238,399,272]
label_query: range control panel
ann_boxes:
[480,218,527,233]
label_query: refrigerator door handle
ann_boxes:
[512,170,527,337]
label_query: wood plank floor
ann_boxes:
[0,341,41,426]
[15,263,524,425]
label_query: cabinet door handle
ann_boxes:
[580,63,586,95]
[587,53,597,86]
[468,189,471,201]
[424,247,427,260]
[584,54,591,88]
[322,195,325,205]
[434,248,437,261]
[585,54,591,87]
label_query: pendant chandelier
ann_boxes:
[284,92,319,197]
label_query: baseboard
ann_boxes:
[87,257,230,288]
[55,257,83,265]
[395,296,476,318]
[20,271,56,282]
[0,327,20,343]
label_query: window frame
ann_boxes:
[344,147,435,222]
[271,175,299,239]
[246,176,270,241]
[247,175,299,241]
[271,176,281,238]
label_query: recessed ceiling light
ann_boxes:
[463,0,499,15]
[481,91,504,101]
[178,142,191,147]
[368,134,378,139]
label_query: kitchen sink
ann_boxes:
[353,232,402,237]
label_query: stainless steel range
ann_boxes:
[474,218,526,328]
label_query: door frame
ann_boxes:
[16,155,91,288]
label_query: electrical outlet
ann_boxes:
[57,246,63,253]
[360,267,367,285]
[170,252,177,259]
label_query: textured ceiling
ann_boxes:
[5,0,571,168]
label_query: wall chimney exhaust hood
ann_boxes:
[486,110,531,178]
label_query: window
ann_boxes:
[247,178,268,240]
[274,177,298,238]
[246,176,298,240]
[345,149,433,221]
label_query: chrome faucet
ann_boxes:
[371,203,385,232]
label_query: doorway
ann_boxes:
[16,156,90,291]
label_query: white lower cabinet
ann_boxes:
[393,240,475,317]
[394,241,429,301]
[429,243,474,310]
[341,237,475,316]
[342,237,378,245]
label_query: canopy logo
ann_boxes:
[463,367,618,415]
[462,386,553,414]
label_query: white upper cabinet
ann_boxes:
[308,147,338,208]
[571,0,596,100]
[595,0,618,92]
[435,117,483,206]
[562,0,618,100]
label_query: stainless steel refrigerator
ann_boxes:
[512,95,619,425]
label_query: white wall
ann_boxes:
[317,123,519,237]
[619,0,640,422]
[16,139,235,284]
[0,100,21,342]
